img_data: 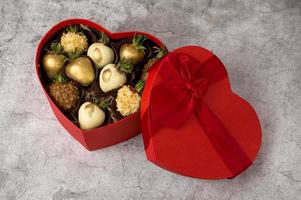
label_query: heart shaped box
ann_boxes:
[35,19,166,151]
[141,46,262,179]
[36,19,262,179]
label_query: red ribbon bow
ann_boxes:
[150,52,252,176]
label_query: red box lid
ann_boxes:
[141,46,262,179]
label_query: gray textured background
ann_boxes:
[0,0,301,199]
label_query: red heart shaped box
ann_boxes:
[141,46,262,179]
[35,19,166,151]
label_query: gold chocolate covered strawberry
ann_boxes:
[42,42,67,79]
[49,73,80,112]
[119,34,147,65]
[65,57,95,86]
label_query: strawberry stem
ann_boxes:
[135,80,145,93]
[50,42,63,54]
[52,73,68,83]
[133,34,147,52]
[117,59,133,74]
[67,51,81,60]
[153,46,167,58]
[99,96,114,110]
[98,32,110,45]
[66,25,78,33]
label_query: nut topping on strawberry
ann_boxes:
[49,73,80,112]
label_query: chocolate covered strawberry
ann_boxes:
[49,73,80,112]
[141,47,167,81]
[119,34,147,65]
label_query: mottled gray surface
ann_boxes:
[0,0,301,199]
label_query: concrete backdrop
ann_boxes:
[0,0,300,199]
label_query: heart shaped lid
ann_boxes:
[140,46,262,179]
